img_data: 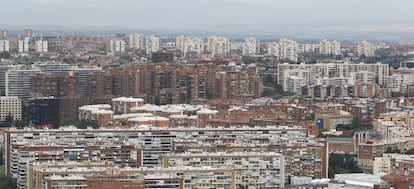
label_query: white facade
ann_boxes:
[175,35,203,55]
[267,42,280,56]
[373,155,391,175]
[319,39,341,55]
[145,35,161,54]
[385,68,414,93]
[0,96,21,121]
[207,36,230,57]
[4,125,321,188]
[35,40,48,53]
[277,62,389,91]
[0,40,10,52]
[286,76,306,94]
[242,37,258,55]
[298,44,317,54]
[358,41,376,57]
[18,37,30,53]
[351,71,376,84]
[5,68,43,103]
[129,33,144,49]
[108,39,125,52]
[115,40,125,52]
[163,152,285,188]
[279,38,298,62]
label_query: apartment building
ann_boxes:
[27,62,262,106]
[112,97,144,114]
[5,68,43,103]
[18,37,29,53]
[3,125,327,188]
[0,39,10,52]
[27,161,171,189]
[279,38,298,62]
[242,37,259,55]
[28,161,236,189]
[162,152,285,188]
[0,96,21,121]
[31,73,77,97]
[34,39,48,53]
[277,62,389,92]
[319,39,341,56]
[358,41,377,57]
[176,35,203,56]
[145,35,161,54]
[207,36,230,57]
[129,33,144,50]
[86,69,139,104]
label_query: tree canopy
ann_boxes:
[61,118,100,129]
[328,153,362,178]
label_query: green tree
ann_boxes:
[0,112,14,127]
[351,116,362,130]
[0,150,3,165]
[319,128,329,138]
[4,112,13,123]
[405,148,414,155]
[328,153,362,178]
[12,120,25,129]
[61,118,100,129]
[263,74,275,87]
[61,117,80,126]
[77,119,100,129]
[262,87,275,97]
[0,171,17,189]
[308,113,315,121]
[336,124,353,131]
[0,51,11,59]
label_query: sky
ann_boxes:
[1,0,414,32]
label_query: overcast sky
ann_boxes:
[1,0,414,31]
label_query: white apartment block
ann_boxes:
[319,39,341,55]
[385,67,414,93]
[267,42,280,56]
[0,63,101,101]
[34,39,48,53]
[175,35,203,55]
[277,62,389,91]
[279,38,298,62]
[0,96,21,121]
[373,155,392,175]
[373,153,414,176]
[3,125,324,189]
[129,33,144,49]
[2,30,9,39]
[145,35,161,54]
[298,44,317,54]
[18,37,30,53]
[0,40,10,52]
[28,161,235,189]
[351,71,376,84]
[286,76,307,94]
[108,39,125,52]
[242,37,259,55]
[5,68,43,103]
[374,111,414,141]
[358,41,377,57]
[207,36,230,57]
[163,152,285,188]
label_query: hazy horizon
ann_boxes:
[2,0,414,42]
[1,0,414,31]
